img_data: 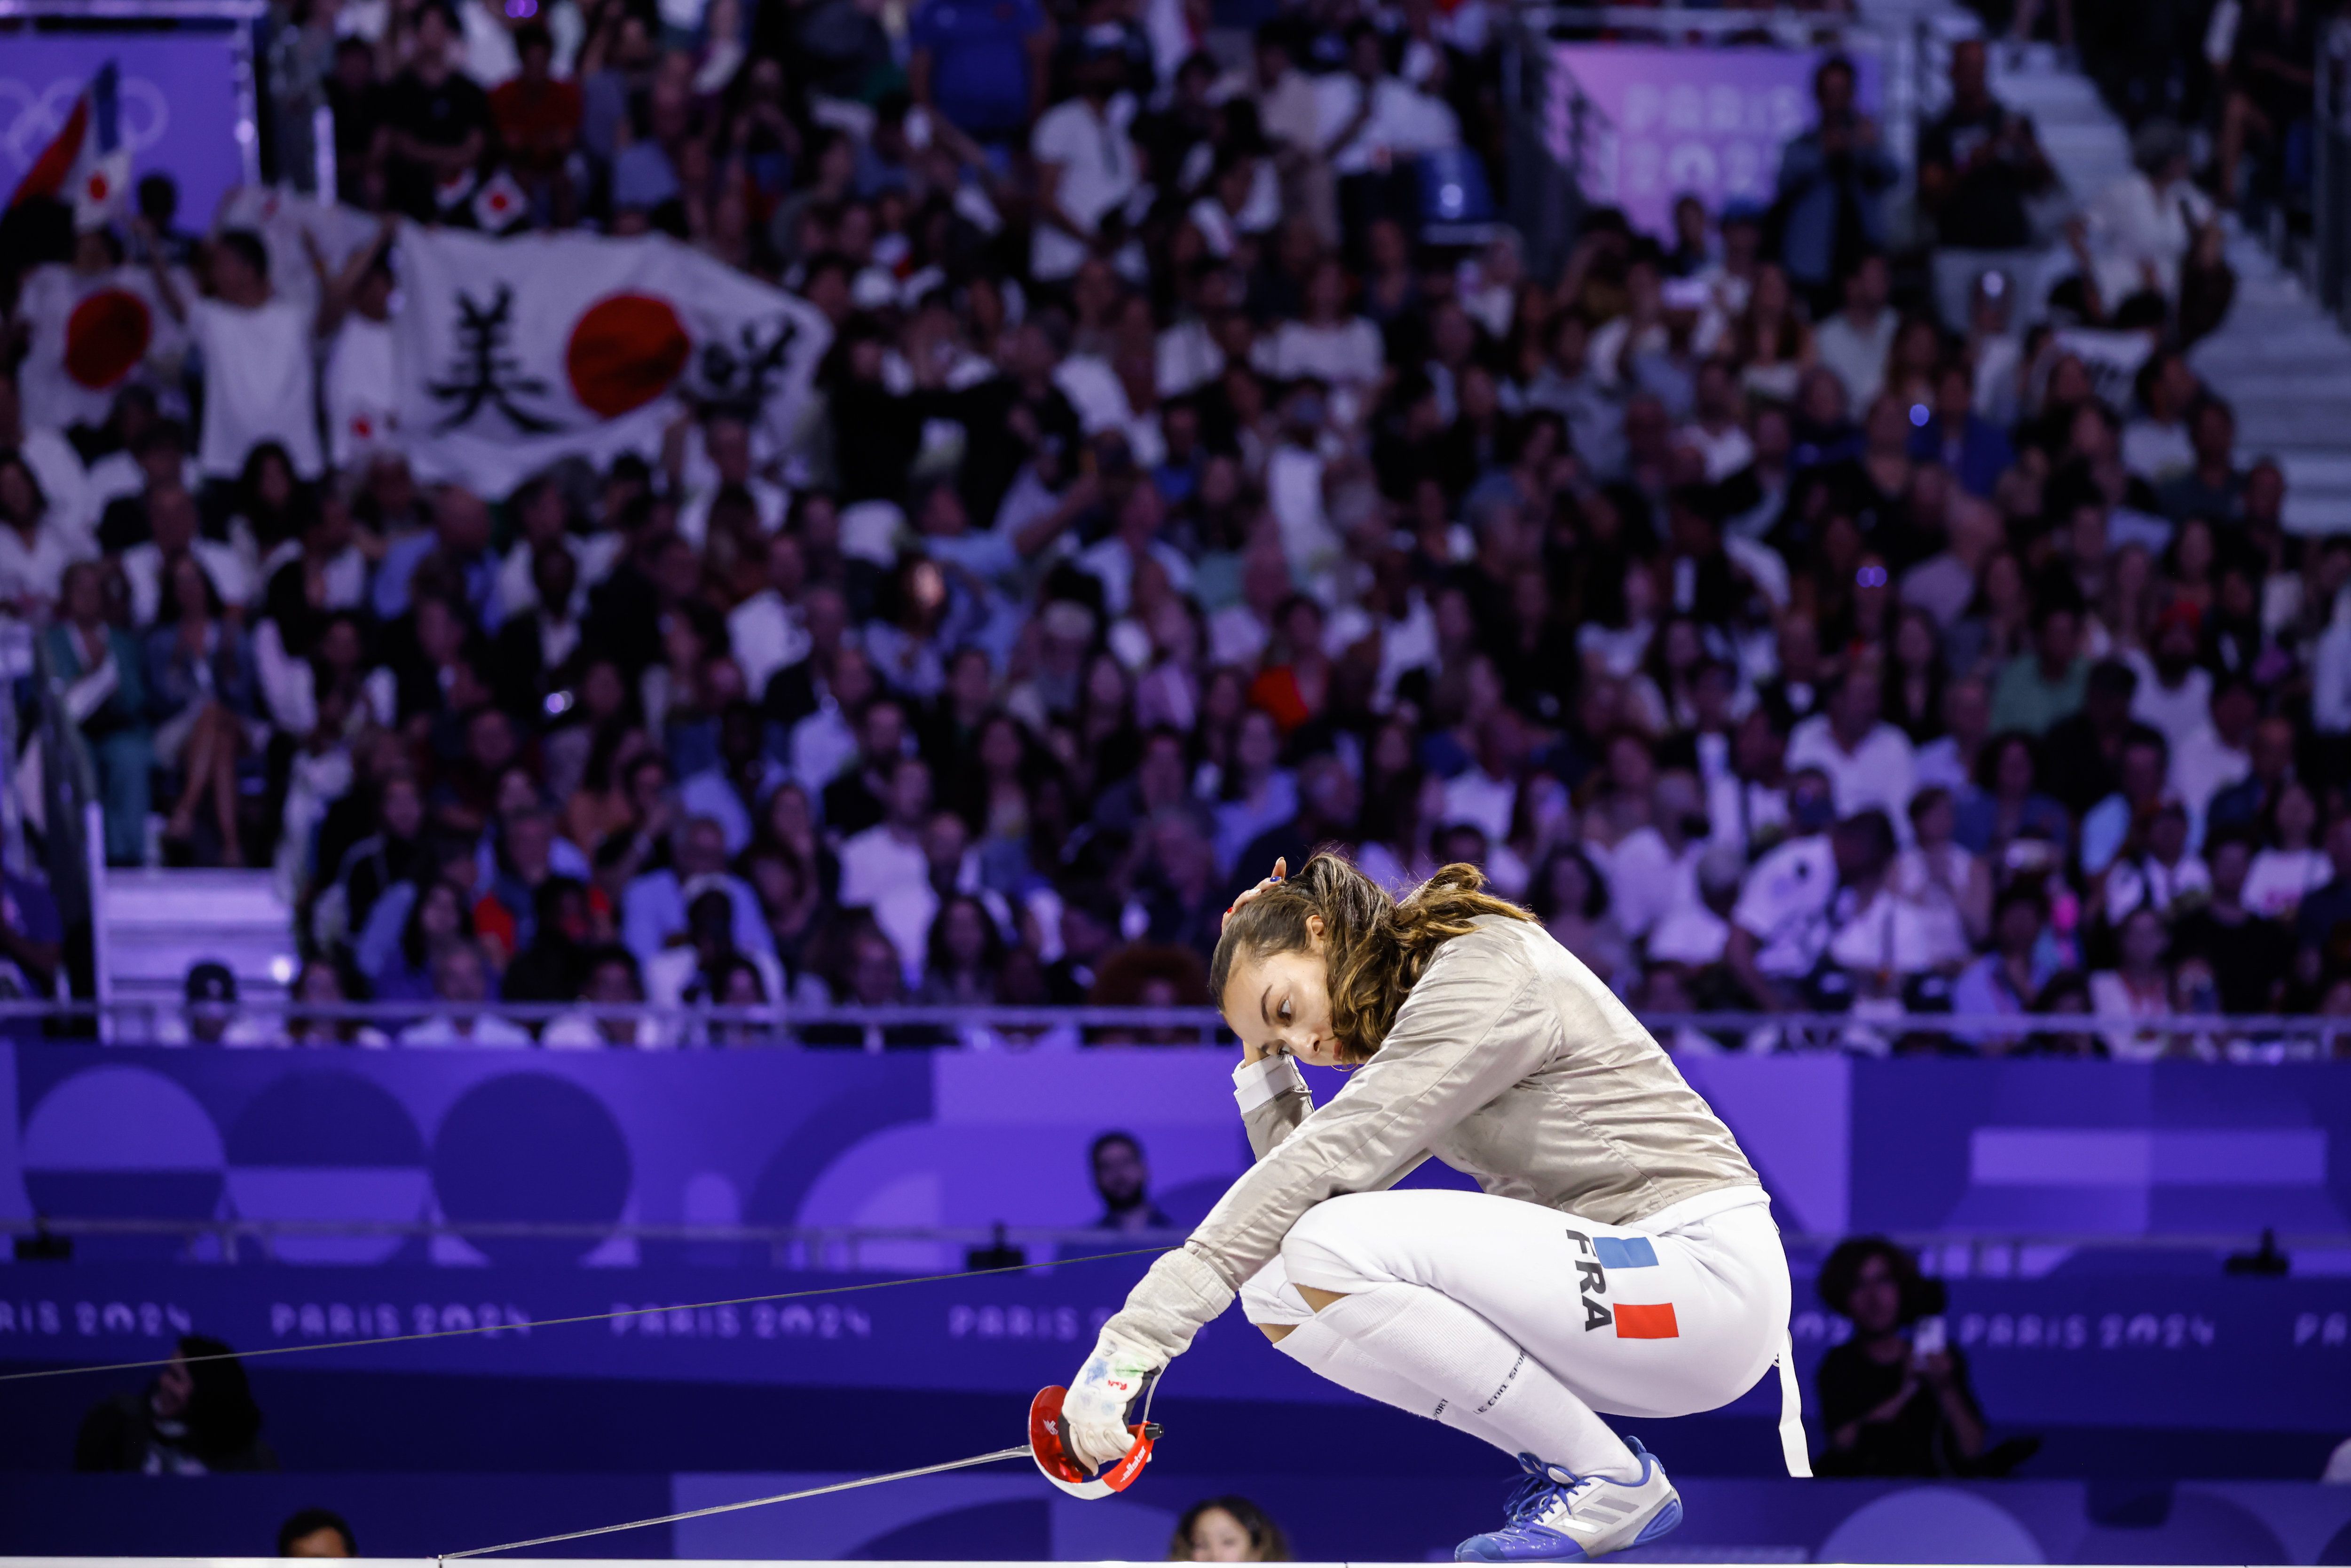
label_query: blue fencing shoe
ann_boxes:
[1453,1439,1683,1562]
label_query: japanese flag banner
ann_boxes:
[393,225,831,496]
[14,261,183,433]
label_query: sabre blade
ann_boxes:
[437,1445,1034,1560]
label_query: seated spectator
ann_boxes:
[918,893,1005,1006]
[0,449,88,615]
[645,889,786,1013]
[545,944,663,1048]
[146,552,260,867]
[2172,834,2289,1015]
[1956,731,2073,864]
[2244,780,2330,919]
[397,940,531,1046]
[1788,668,1917,837]
[621,815,773,968]
[1989,595,2089,738]
[1089,1130,1173,1233]
[161,961,273,1047]
[76,1336,277,1473]
[283,959,387,1048]
[45,561,153,866]
[1952,886,2064,1052]
[1529,844,1632,994]
[1813,1237,2000,1477]
[2098,799,2210,926]
[1169,1497,1290,1563]
[278,1509,357,1557]
[2089,906,2182,1060]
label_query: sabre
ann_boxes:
[437,1387,1162,1560]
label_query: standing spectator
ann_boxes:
[140,229,324,484]
[1030,32,1141,285]
[489,24,582,223]
[1918,39,2053,328]
[1775,59,1898,318]
[76,1337,276,1473]
[908,0,1050,150]
[374,1,494,222]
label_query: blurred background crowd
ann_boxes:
[3,0,2350,1055]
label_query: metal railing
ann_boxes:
[1,999,2343,1053]
[2311,19,2351,323]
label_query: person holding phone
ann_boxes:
[1813,1237,2013,1476]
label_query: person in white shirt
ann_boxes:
[0,450,94,614]
[2244,779,2331,918]
[543,946,669,1048]
[836,754,939,975]
[120,483,256,626]
[727,532,813,701]
[2089,905,2185,1061]
[1254,257,1385,411]
[145,228,326,482]
[1811,253,1899,412]
[2075,119,2213,312]
[2169,677,2256,825]
[1724,790,1891,1010]
[2119,349,2199,484]
[2122,604,2213,756]
[397,941,535,1046]
[676,411,789,546]
[0,370,95,540]
[1031,36,1142,284]
[1595,770,1711,944]
[1786,668,1917,839]
[318,224,402,470]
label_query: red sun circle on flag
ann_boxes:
[63,287,154,390]
[565,292,691,419]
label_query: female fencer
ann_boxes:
[1058,853,1803,1562]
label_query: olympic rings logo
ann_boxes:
[0,73,173,174]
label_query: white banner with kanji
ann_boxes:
[392,226,831,496]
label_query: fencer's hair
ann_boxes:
[1207,850,1532,1064]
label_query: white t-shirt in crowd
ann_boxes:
[122,537,256,624]
[0,520,94,607]
[1253,319,1386,394]
[1731,833,1840,977]
[324,314,400,470]
[1813,309,1899,411]
[190,296,324,480]
[398,1014,535,1047]
[2244,847,2332,919]
[1030,95,1140,282]
[2122,652,2213,756]
[1787,717,1918,837]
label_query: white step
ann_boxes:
[102,868,297,1001]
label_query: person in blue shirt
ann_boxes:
[1908,360,2013,500]
[908,0,1051,151]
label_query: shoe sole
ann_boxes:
[1452,1489,1684,1563]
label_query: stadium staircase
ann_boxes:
[1980,39,2351,534]
[100,867,297,1011]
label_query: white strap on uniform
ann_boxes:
[1775,1328,1812,1478]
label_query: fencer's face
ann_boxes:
[1222,922,1342,1067]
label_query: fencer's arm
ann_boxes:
[1233,1053,1313,1160]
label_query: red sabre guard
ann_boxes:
[1029,1384,1161,1499]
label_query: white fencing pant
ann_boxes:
[1241,1187,1807,1477]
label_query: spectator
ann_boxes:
[1813,1237,1992,1477]
[1089,1130,1173,1233]
[46,561,153,866]
[1989,595,2089,737]
[1529,844,1632,993]
[142,229,323,484]
[909,0,1050,150]
[1811,254,1899,412]
[1775,58,1897,317]
[147,552,260,866]
[1170,1496,1291,1562]
[283,958,388,1048]
[76,1336,277,1472]
[373,1,494,223]
[2244,780,2329,919]
[1918,39,2053,328]
[1788,668,1917,835]
[398,940,532,1046]
[165,961,272,1047]
[278,1510,357,1557]
[2172,834,2289,1014]
[1952,886,2063,1051]
[2090,906,2181,1059]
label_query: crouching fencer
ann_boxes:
[1058,853,1805,1562]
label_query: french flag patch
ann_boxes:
[1613,1302,1680,1339]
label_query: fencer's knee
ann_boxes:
[1278,1192,1389,1294]
[1239,1258,1315,1329]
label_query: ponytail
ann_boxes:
[1208,851,1533,1062]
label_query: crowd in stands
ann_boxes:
[3,0,2351,1058]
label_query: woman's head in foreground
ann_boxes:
[1208,851,1531,1067]
[1170,1496,1289,1562]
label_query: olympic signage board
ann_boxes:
[1546,45,1883,240]
[0,34,249,229]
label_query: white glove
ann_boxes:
[1061,1326,1161,1473]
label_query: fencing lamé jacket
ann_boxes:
[1098,914,1764,1367]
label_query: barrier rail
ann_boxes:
[4,1213,2335,1268]
[4,999,2344,1051]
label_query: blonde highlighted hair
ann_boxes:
[1207,851,1533,1063]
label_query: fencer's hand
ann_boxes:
[1061,1328,1158,1474]
[1222,858,1287,934]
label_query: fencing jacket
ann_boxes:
[1098,914,1764,1367]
